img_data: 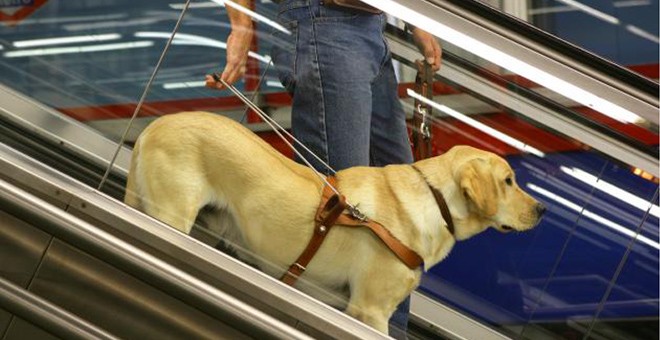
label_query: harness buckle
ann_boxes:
[348,203,368,222]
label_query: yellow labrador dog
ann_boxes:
[125,111,544,334]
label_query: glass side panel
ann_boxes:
[0,1,657,340]
[588,227,660,340]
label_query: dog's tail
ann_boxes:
[124,137,142,209]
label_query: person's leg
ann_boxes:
[273,3,412,337]
[370,34,414,340]
[369,56,414,167]
[281,3,387,172]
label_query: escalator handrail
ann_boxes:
[0,276,118,340]
[385,28,658,176]
[437,0,659,97]
[0,178,314,340]
[376,0,658,126]
[386,24,658,158]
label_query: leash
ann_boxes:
[411,60,434,161]
[98,0,193,191]
[219,78,369,220]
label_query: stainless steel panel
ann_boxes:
[0,307,11,338]
[0,211,51,288]
[0,211,50,338]
[0,83,131,176]
[1,179,315,340]
[0,161,73,211]
[410,292,511,340]
[4,316,59,340]
[30,238,249,340]
[0,276,117,340]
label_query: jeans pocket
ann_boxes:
[315,5,360,22]
[270,20,298,93]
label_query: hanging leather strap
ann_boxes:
[411,165,455,235]
[281,177,423,286]
[411,60,434,161]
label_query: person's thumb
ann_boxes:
[424,43,435,65]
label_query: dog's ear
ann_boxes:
[457,159,497,217]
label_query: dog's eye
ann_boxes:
[505,177,513,186]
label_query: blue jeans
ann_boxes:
[271,0,413,338]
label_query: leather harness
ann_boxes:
[280,167,456,286]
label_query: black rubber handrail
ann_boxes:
[435,0,659,97]
[386,24,658,158]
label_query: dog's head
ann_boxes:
[447,146,545,238]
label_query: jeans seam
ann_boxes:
[371,26,391,86]
[292,23,299,79]
[310,12,331,172]
[278,0,309,13]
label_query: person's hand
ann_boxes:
[411,27,442,71]
[206,24,253,90]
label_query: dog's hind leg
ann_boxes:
[140,177,211,235]
[143,199,201,234]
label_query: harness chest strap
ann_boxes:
[280,177,424,286]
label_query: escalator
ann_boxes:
[0,137,387,339]
[0,0,658,339]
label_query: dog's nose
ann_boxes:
[535,203,546,217]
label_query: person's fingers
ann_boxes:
[221,68,236,85]
[205,74,224,89]
[423,38,435,66]
[221,61,246,85]
[205,27,252,91]
[432,41,442,71]
[206,58,247,90]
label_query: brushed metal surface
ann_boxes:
[386,34,659,177]
[375,0,658,125]
[0,211,51,288]
[29,239,249,340]
[3,316,59,340]
[0,210,52,336]
[0,83,131,176]
[1,179,314,340]
[0,276,117,340]
[0,307,10,338]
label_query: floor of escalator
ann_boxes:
[407,317,453,340]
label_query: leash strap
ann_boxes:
[411,60,434,161]
[281,177,423,286]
